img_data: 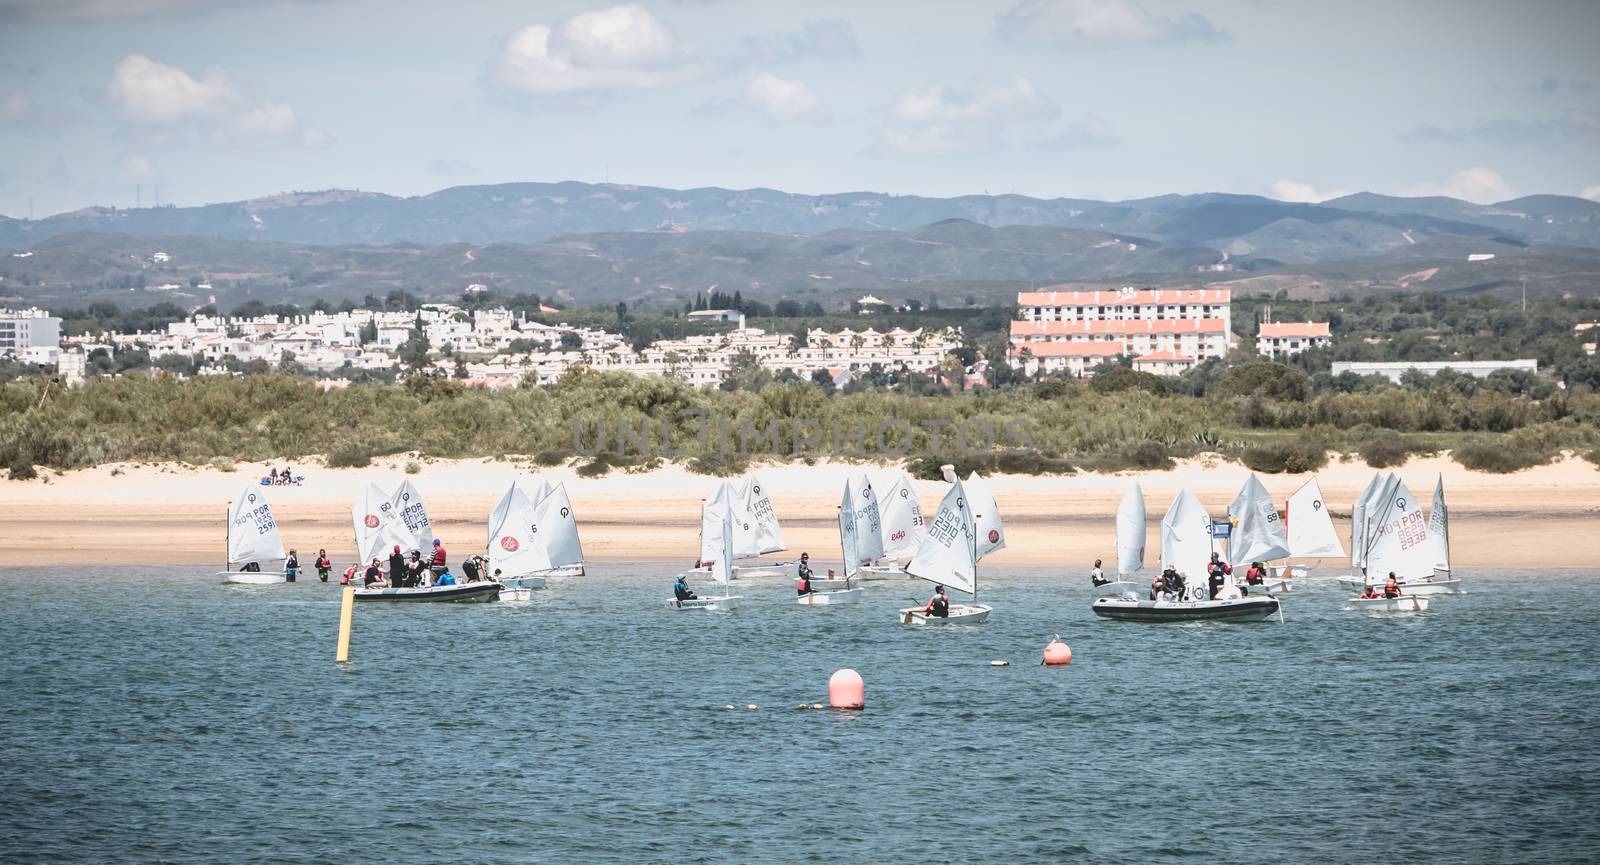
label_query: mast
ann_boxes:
[971,499,980,605]
[224,499,230,573]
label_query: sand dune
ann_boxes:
[2,454,1595,571]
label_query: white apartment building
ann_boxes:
[1330,359,1538,383]
[1257,322,1331,359]
[0,307,62,363]
[1016,287,1233,337]
[1009,287,1232,376]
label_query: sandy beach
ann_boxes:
[2,452,1595,571]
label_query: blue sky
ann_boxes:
[0,0,1596,217]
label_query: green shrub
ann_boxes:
[1585,449,1600,468]
[1090,367,1167,395]
[404,460,421,474]
[209,456,237,473]
[1240,440,1329,474]
[534,450,567,467]
[327,445,372,468]
[1361,433,1418,468]
[1450,441,1549,473]
[8,460,37,480]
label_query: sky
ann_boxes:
[0,0,1596,218]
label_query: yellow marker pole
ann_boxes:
[336,586,355,662]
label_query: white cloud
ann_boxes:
[1031,114,1119,150]
[880,76,1058,156]
[1581,186,1600,202]
[745,73,826,123]
[1271,179,1353,203]
[106,54,234,125]
[220,101,330,147]
[1402,166,1515,204]
[490,5,695,97]
[996,0,1227,50]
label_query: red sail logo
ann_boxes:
[363,514,380,528]
[500,537,520,552]
[988,529,1000,544]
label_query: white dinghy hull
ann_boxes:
[219,571,288,585]
[797,588,862,606]
[354,582,502,603]
[1352,595,1430,614]
[667,595,744,611]
[1336,576,1460,596]
[898,603,991,625]
[859,563,913,580]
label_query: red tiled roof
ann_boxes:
[1011,318,1228,337]
[1011,342,1125,358]
[1016,288,1231,306]
[1259,322,1331,338]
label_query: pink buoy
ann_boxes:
[1043,636,1072,666]
[828,668,864,709]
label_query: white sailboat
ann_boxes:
[355,481,499,602]
[967,471,1006,560]
[391,479,434,555]
[487,481,587,598]
[670,490,743,611]
[798,488,864,605]
[1335,472,1389,587]
[860,470,926,578]
[352,481,411,566]
[218,486,289,584]
[508,476,585,578]
[1229,474,1292,593]
[1093,487,1281,623]
[1282,478,1344,582]
[1338,474,1460,595]
[899,477,991,625]
[691,474,791,578]
[1095,482,1145,595]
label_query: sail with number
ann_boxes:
[874,471,926,559]
[229,486,286,565]
[1286,478,1344,558]
[742,473,785,555]
[391,479,433,554]
[838,486,861,579]
[907,478,977,596]
[1228,474,1291,564]
[1115,483,1146,575]
[352,481,410,564]
[1427,476,1450,574]
[1363,477,1434,580]
[487,484,542,577]
[848,476,885,563]
[965,471,1006,560]
[1161,488,1212,591]
[727,480,763,559]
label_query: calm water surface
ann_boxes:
[2,565,1598,864]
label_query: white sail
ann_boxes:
[390,479,433,554]
[352,481,410,564]
[838,486,861,579]
[1160,488,1212,590]
[1427,475,1450,573]
[966,471,1006,559]
[228,486,286,565]
[874,471,926,558]
[487,485,544,577]
[744,473,785,554]
[848,476,886,563]
[532,483,585,569]
[1115,483,1146,575]
[1286,478,1344,558]
[907,478,977,596]
[1228,474,1291,564]
[1364,477,1435,580]
[727,479,763,559]
[1350,472,1387,568]
[704,492,735,586]
[527,478,553,505]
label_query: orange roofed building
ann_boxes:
[1256,321,1331,359]
[1008,286,1233,376]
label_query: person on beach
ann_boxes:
[363,558,386,588]
[1091,558,1109,587]
[269,467,279,484]
[430,538,447,574]
[923,585,950,618]
[284,549,299,583]
[674,573,697,603]
[388,545,406,587]
[315,549,331,582]
[1383,573,1402,599]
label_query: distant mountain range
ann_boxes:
[1,181,1597,310]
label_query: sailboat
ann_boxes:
[217,486,289,584]
[511,476,585,578]
[799,488,864,604]
[354,480,499,602]
[899,477,991,625]
[1096,482,1146,595]
[1347,475,1437,612]
[487,481,586,599]
[691,474,791,578]
[1093,488,1281,622]
[860,471,926,578]
[1338,474,1460,595]
[1229,474,1292,593]
[1335,472,1389,589]
[1282,477,1344,582]
[669,488,743,611]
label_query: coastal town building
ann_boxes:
[1330,359,1539,383]
[0,307,62,364]
[1256,322,1331,359]
[1133,351,1198,376]
[1008,286,1233,377]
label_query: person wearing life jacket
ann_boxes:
[434,569,456,586]
[1160,567,1185,600]
[284,549,299,583]
[673,573,697,603]
[430,538,447,574]
[1244,561,1266,586]
[388,545,406,587]
[797,552,813,590]
[315,549,332,582]
[924,585,950,618]
[341,563,358,585]
[1091,558,1109,587]
[461,556,481,583]
[1358,585,1380,600]
[1383,573,1402,599]
[363,558,386,588]
[1150,572,1165,601]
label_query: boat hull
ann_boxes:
[502,576,548,590]
[524,565,583,578]
[805,577,855,591]
[898,603,991,625]
[667,595,743,611]
[1336,576,1460,596]
[1091,579,1140,595]
[219,571,287,585]
[859,564,913,580]
[690,562,792,580]
[1091,596,1281,623]
[354,582,502,603]
[797,588,862,605]
[1352,595,1430,614]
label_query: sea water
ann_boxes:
[2,566,1597,864]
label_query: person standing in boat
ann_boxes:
[315,549,331,582]
[673,573,697,603]
[797,553,814,595]
[388,545,406,587]
[923,585,950,618]
[1383,573,1402,599]
[1091,558,1109,587]
[284,549,299,583]
[430,538,447,575]
[461,555,480,582]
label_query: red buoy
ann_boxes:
[1043,636,1072,666]
[828,668,864,709]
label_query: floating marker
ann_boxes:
[1043,634,1073,666]
[746,704,758,711]
[990,660,1009,667]
[335,586,355,662]
[828,668,865,709]
[724,704,736,711]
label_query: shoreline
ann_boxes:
[2,454,1596,569]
